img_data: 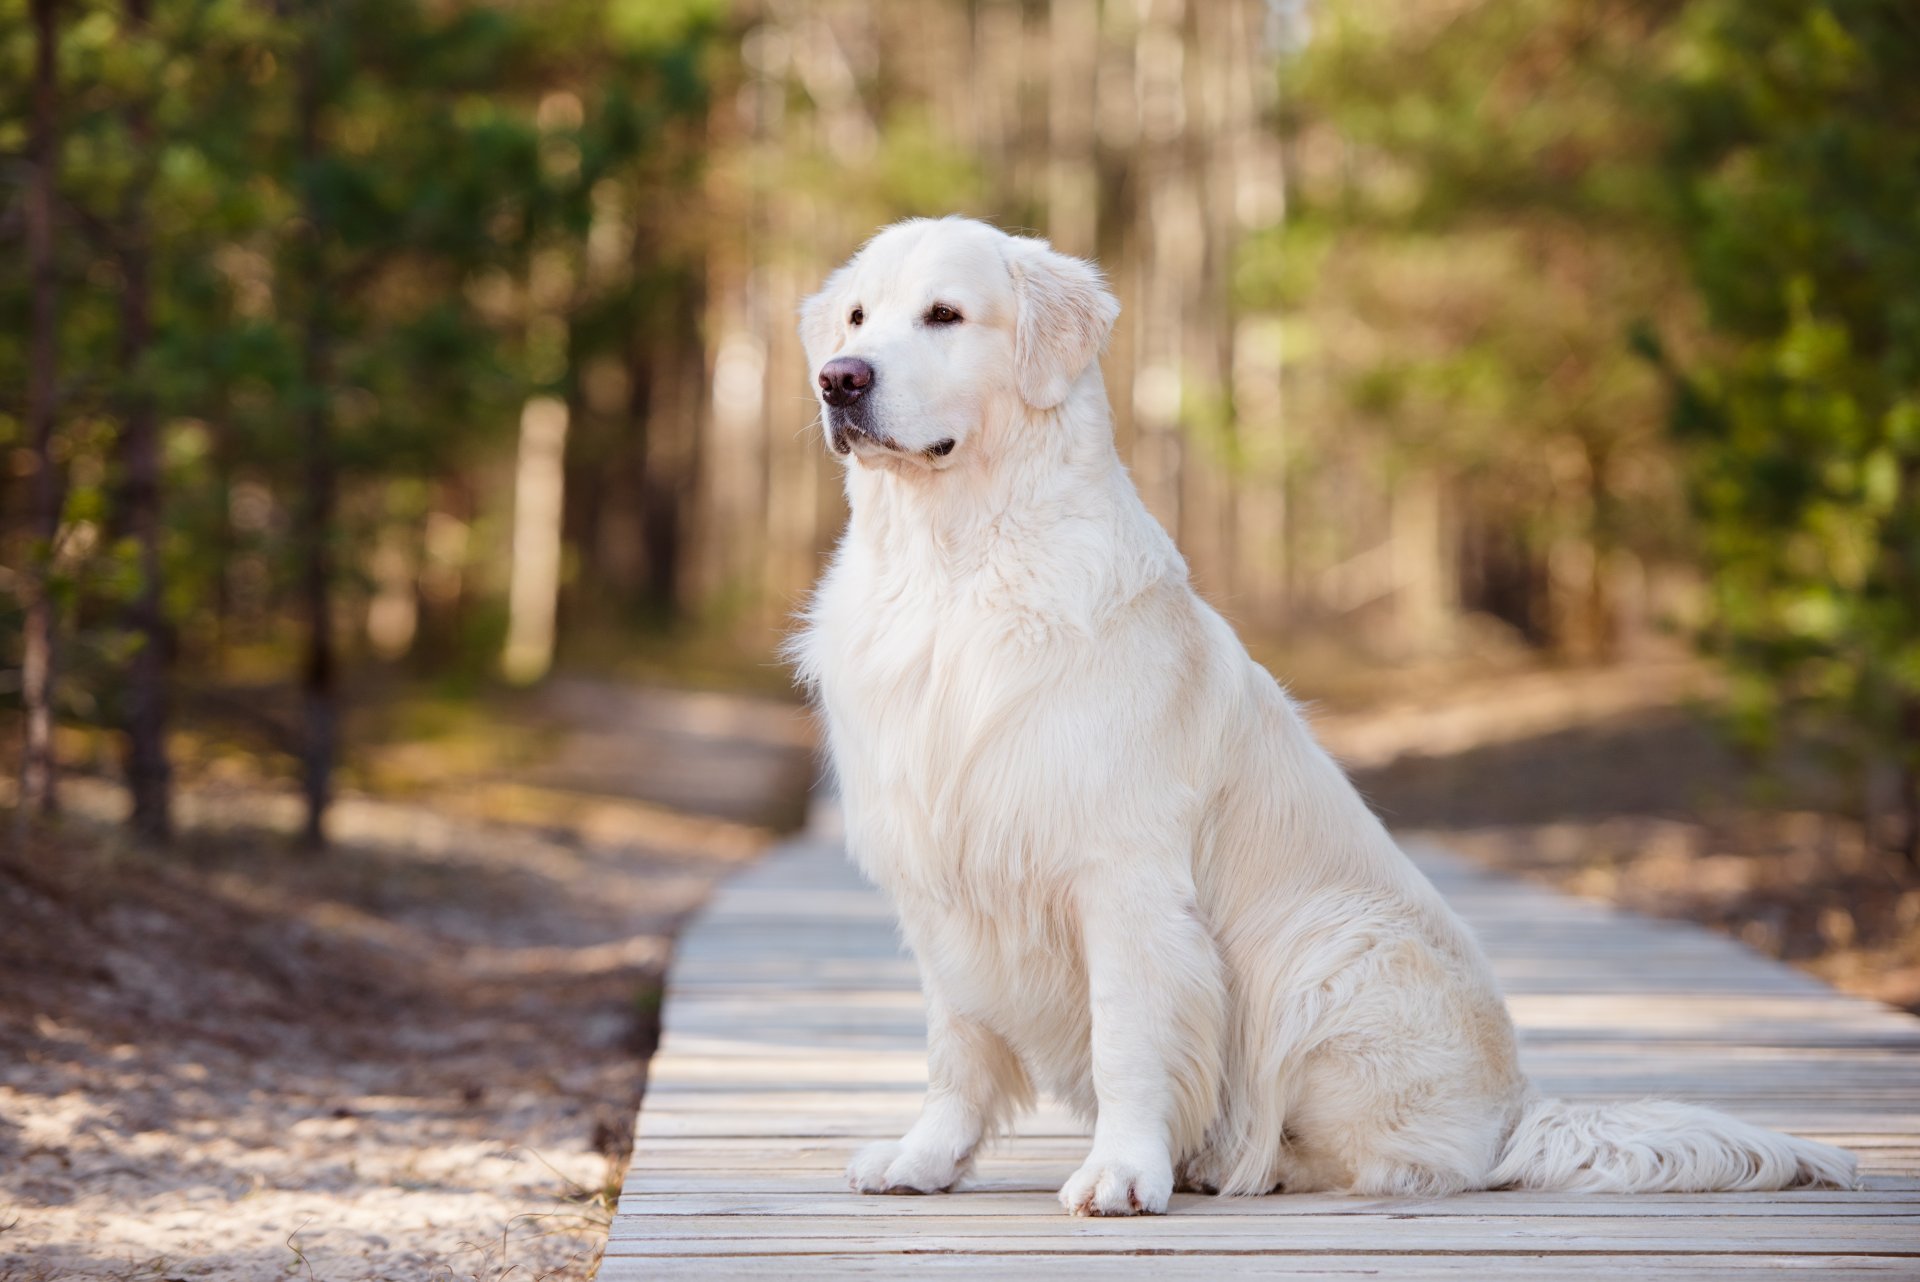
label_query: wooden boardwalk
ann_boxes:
[606,823,1920,1278]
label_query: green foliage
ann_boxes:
[1247,0,1693,650]
[1657,0,1920,780]
[0,0,717,779]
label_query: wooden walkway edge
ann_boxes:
[606,821,1920,1279]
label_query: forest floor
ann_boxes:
[0,680,814,1282]
[3,657,1917,1282]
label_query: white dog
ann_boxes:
[789,216,1856,1216]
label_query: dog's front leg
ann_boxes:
[848,998,1028,1195]
[1061,871,1225,1216]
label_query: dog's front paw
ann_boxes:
[1060,1149,1174,1216]
[847,1139,964,1194]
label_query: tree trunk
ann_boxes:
[295,13,336,849]
[209,416,235,659]
[622,331,659,611]
[633,321,698,622]
[297,392,338,851]
[117,0,171,844]
[622,228,700,623]
[502,397,570,683]
[1899,699,1920,874]
[1582,433,1617,664]
[19,0,63,823]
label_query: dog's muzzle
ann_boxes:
[819,356,881,455]
[829,416,874,456]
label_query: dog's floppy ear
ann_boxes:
[798,264,851,370]
[1007,238,1120,410]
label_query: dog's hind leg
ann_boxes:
[1058,865,1228,1216]
[1278,946,1527,1197]
[848,998,1031,1195]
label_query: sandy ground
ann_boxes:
[0,685,813,1282]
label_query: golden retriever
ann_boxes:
[789,216,1855,1216]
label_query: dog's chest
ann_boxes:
[808,564,1085,889]
[815,567,1026,765]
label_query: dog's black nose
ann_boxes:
[819,357,874,408]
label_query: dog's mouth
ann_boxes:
[829,412,956,463]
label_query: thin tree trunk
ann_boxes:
[295,12,336,849]
[631,316,698,621]
[653,277,705,619]
[1898,791,1920,873]
[622,329,659,609]
[623,225,691,621]
[1897,698,1920,874]
[296,313,338,851]
[1582,433,1616,664]
[559,360,603,622]
[208,406,237,659]
[117,0,171,844]
[502,397,570,683]
[19,0,63,823]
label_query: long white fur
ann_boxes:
[789,216,1858,1216]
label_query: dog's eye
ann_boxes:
[926,304,962,326]
[849,307,864,327]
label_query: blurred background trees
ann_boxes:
[2,0,1915,860]
[1657,0,1920,863]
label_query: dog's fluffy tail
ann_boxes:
[1488,1096,1857,1192]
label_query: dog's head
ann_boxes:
[799,218,1119,470]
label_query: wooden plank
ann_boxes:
[604,1212,1920,1253]
[619,1189,1920,1216]
[632,1111,1920,1144]
[600,1257,1920,1280]
[622,1173,1920,1197]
